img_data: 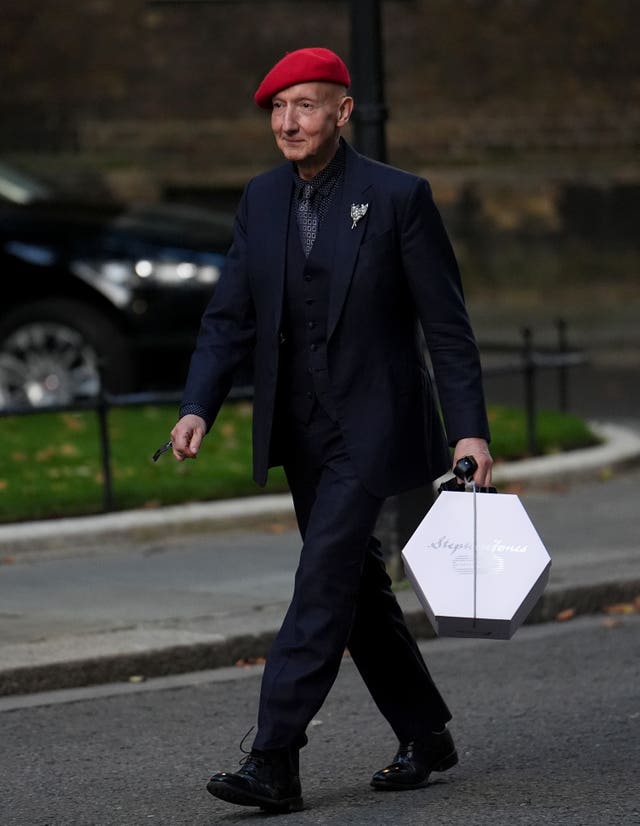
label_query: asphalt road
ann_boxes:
[2,613,638,826]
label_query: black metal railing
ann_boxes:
[480,319,587,455]
[1,319,586,514]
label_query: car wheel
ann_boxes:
[0,299,135,410]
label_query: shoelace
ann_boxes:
[237,725,259,768]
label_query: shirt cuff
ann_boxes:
[179,402,211,428]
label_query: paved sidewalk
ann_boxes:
[0,421,639,698]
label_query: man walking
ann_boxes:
[169,47,492,813]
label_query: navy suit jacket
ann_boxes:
[182,141,490,498]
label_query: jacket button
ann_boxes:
[309,343,317,351]
[308,321,316,329]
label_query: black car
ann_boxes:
[0,162,236,410]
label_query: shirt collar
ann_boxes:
[292,140,345,200]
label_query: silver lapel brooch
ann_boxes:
[350,202,369,229]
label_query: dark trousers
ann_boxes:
[252,406,451,752]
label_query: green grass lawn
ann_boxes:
[0,402,598,524]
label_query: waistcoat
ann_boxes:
[277,185,342,423]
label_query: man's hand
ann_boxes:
[170,414,207,461]
[452,437,493,487]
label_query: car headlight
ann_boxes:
[132,259,221,284]
[71,256,223,306]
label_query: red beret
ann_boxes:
[254,47,351,109]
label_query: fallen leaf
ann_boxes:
[1,555,16,565]
[265,523,287,535]
[234,657,266,668]
[603,603,636,615]
[10,452,26,462]
[235,402,252,417]
[128,675,146,683]
[60,444,79,457]
[0,480,7,491]
[601,618,624,629]
[555,608,576,622]
[61,414,85,432]
[263,517,296,534]
[547,482,570,494]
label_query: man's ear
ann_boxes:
[337,95,354,127]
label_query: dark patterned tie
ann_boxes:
[297,183,318,257]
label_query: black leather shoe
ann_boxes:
[207,748,303,813]
[371,729,458,791]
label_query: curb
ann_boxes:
[1,421,639,555]
[1,579,638,698]
[0,494,295,555]
[490,422,640,486]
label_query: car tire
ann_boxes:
[0,299,135,409]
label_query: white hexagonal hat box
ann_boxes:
[401,490,551,639]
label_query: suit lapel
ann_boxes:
[327,144,373,341]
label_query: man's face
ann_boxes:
[271,82,352,178]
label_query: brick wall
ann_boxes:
[2,0,639,203]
